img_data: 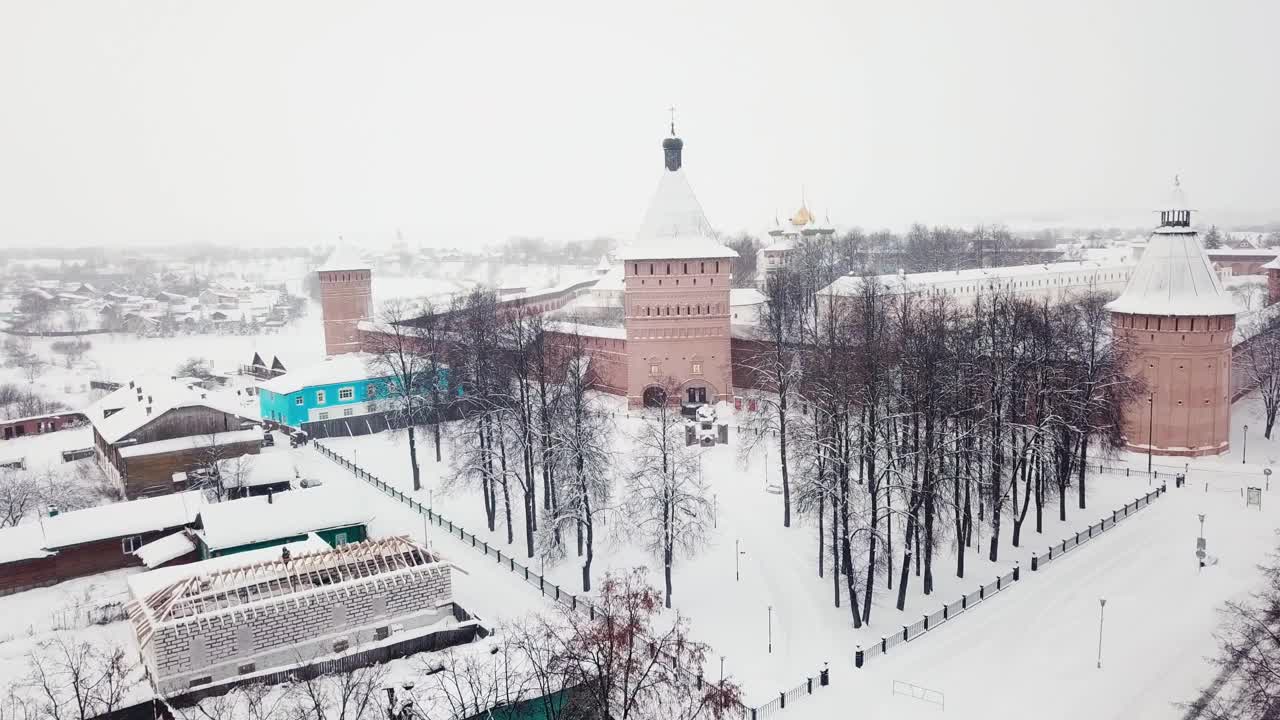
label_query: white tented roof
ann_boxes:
[195,486,372,552]
[617,170,737,261]
[258,353,381,396]
[317,244,369,272]
[133,531,197,568]
[1105,226,1239,316]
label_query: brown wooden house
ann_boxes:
[0,491,205,596]
[89,377,261,498]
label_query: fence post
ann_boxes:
[903,626,909,642]
[980,585,985,600]
[881,637,887,653]
[780,692,785,709]
[997,575,1002,591]
[962,595,967,610]
[943,604,949,620]
[1031,553,1039,571]
[808,677,813,694]
[1014,561,1020,581]
[855,646,864,668]
[923,614,929,631]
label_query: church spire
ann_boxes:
[1160,175,1192,228]
[662,107,683,172]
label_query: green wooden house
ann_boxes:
[192,486,371,558]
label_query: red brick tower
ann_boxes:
[318,246,372,356]
[621,123,738,408]
[1106,183,1239,456]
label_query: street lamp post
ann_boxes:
[1244,425,1249,464]
[768,605,773,654]
[735,539,744,581]
[1096,598,1107,669]
[1147,393,1155,476]
[720,656,725,685]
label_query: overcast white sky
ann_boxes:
[1,0,1276,250]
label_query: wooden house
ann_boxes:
[88,377,261,498]
[0,492,205,596]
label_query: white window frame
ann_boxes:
[342,407,354,417]
[691,362,703,375]
[317,411,330,420]
[649,363,660,376]
[121,535,143,554]
[315,390,326,405]
[338,386,354,401]
[294,395,304,406]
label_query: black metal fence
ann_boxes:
[314,442,788,720]
[855,484,1167,669]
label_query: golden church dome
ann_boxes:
[790,206,815,227]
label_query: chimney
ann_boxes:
[128,381,135,389]
[145,406,152,415]
[267,489,273,504]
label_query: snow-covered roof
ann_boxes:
[544,320,627,340]
[258,352,383,395]
[1205,248,1280,258]
[88,376,253,445]
[133,531,197,568]
[730,288,766,307]
[317,244,369,272]
[118,428,261,459]
[1262,257,1280,271]
[127,534,331,600]
[195,486,373,552]
[42,492,205,550]
[0,523,55,564]
[616,169,737,261]
[218,450,299,488]
[820,259,1133,297]
[593,264,625,292]
[1106,226,1239,317]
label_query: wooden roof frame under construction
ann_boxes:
[128,535,439,651]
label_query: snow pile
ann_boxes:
[132,531,196,568]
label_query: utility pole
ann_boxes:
[735,539,744,581]
[1096,598,1106,669]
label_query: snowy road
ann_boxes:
[795,480,1280,720]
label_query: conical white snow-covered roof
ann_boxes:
[317,243,369,273]
[616,169,736,261]
[1105,187,1238,317]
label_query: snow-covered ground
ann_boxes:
[304,395,1244,713]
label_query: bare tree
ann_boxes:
[625,384,713,608]
[0,470,40,527]
[23,636,141,720]
[365,298,434,492]
[544,325,615,591]
[533,568,742,720]
[1190,547,1280,719]
[289,660,388,720]
[1242,315,1280,439]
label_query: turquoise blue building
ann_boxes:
[257,353,394,427]
[256,352,454,429]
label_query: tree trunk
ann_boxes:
[1077,429,1089,510]
[664,544,673,609]
[817,488,825,578]
[432,421,441,463]
[895,513,914,611]
[407,425,421,492]
[582,486,594,592]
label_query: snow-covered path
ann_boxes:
[797,479,1280,719]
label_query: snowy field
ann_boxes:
[298,392,1270,716]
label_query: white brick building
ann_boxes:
[126,536,454,696]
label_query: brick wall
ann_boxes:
[145,562,452,694]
